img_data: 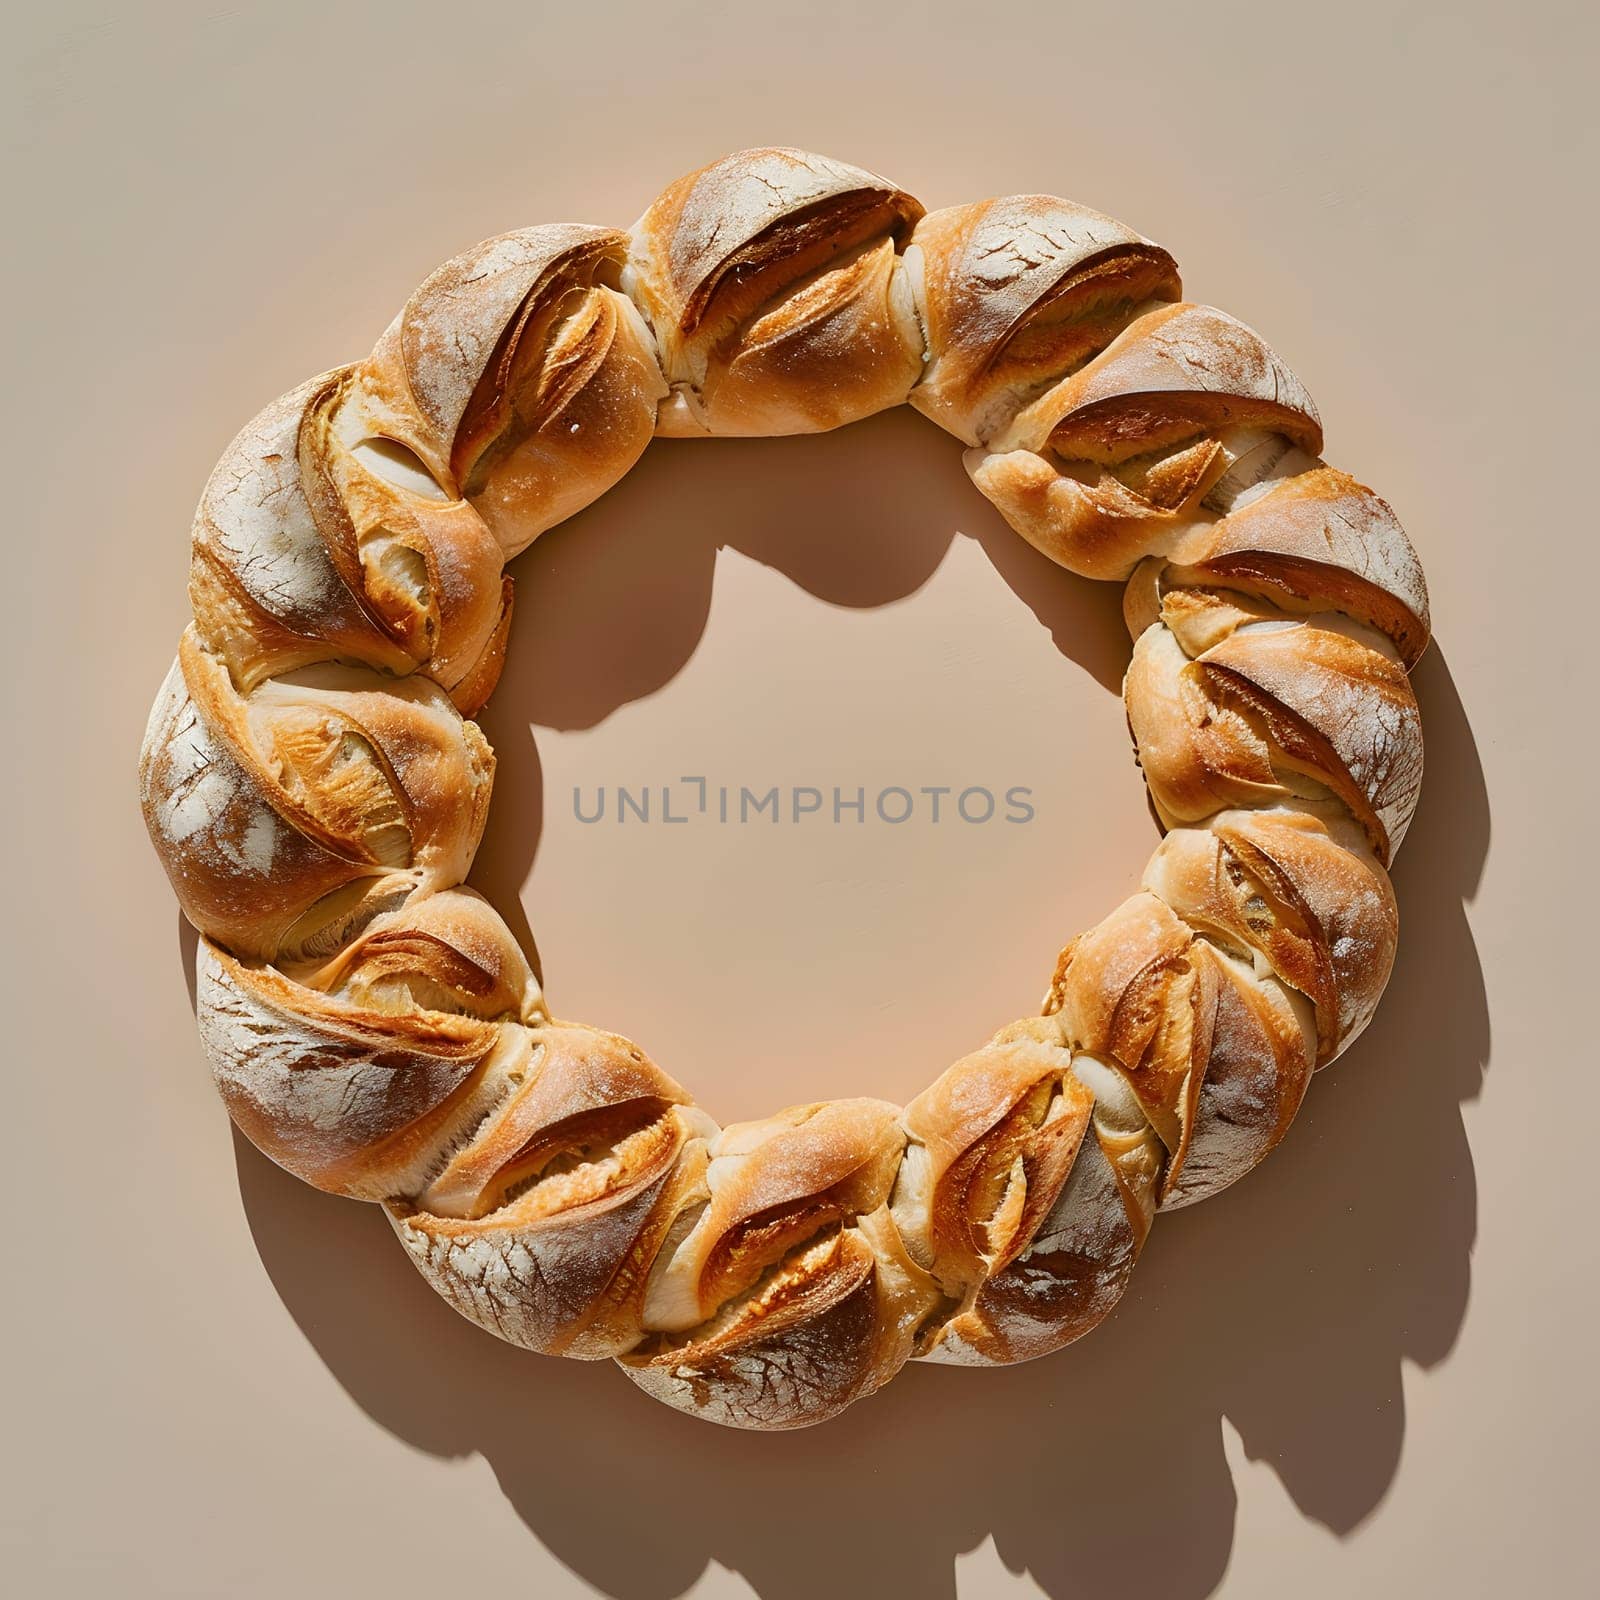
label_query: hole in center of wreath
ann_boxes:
[470,407,1151,1121]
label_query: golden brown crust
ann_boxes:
[1126,603,1424,862]
[140,630,493,960]
[417,1025,692,1216]
[1045,893,1205,1173]
[444,575,513,719]
[619,1227,900,1429]
[196,934,522,1200]
[1163,467,1430,665]
[187,374,415,690]
[908,195,1181,446]
[140,149,1428,1429]
[1142,808,1399,1064]
[626,147,925,436]
[187,370,515,707]
[358,225,666,556]
[896,1016,1093,1292]
[1002,302,1323,461]
[894,1013,1168,1367]
[391,1126,710,1360]
[295,886,543,1022]
[924,1119,1160,1365]
[389,1025,714,1357]
[301,374,511,691]
[640,1097,906,1332]
[969,303,1325,579]
[608,1098,935,1427]
[1162,942,1314,1208]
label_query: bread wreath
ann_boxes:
[141,148,1427,1430]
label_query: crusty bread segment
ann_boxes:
[139,147,1430,1429]
[197,934,523,1200]
[1161,467,1430,666]
[391,1026,716,1360]
[625,147,925,436]
[1126,603,1424,862]
[908,195,1182,447]
[968,303,1327,579]
[141,629,494,960]
[359,224,666,557]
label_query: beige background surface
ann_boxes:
[5,1,1596,1595]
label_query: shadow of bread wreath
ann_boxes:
[140,148,1427,1431]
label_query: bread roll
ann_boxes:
[1130,467,1431,666]
[968,302,1324,579]
[893,1015,1149,1365]
[187,373,511,710]
[196,886,538,1200]
[907,195,1180,446]
[1142,808,1399,1063]
[391,1025,716,1358]
[142,629,493,961]
[1125,602,1423,861]
[625,147,925,437]
[358,225,665,556]
[620,1099,934,1427]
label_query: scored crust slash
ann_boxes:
[139,146,1428,1431]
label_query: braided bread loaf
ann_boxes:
[140,147,1427,1430]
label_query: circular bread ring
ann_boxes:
[140,147,1427,1430]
